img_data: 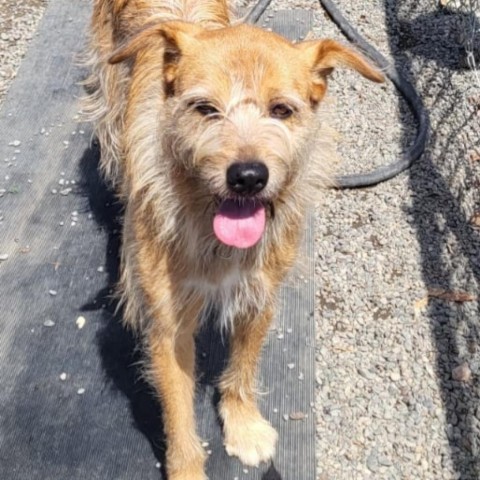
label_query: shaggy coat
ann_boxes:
[84,1,383,478]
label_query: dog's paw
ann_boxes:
[222,408,278,466]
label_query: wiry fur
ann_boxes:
[84,1,384,478]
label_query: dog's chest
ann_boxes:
[184,267,244,298]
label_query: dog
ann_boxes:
[84,1,384,478]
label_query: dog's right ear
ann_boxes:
[109,21,202,80]
[296,39,384,105]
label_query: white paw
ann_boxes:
[224,415,278,467]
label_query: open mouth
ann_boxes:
[213,198,267,249]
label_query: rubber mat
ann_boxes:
[0,2,315,479]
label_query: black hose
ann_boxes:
[245,0,274,23]
[319,0,429,188]
[247,0,429,189]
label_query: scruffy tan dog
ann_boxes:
[85,1,383,478]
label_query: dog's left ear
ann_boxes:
[109,22,203,92]
[109,21,202,71]
[296,39,385,104]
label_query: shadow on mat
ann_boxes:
[77,143,233,479]
[384,1,480,478]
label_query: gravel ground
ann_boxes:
[1,1,480,480]
[0,0,47,103]
[310,1,480,479]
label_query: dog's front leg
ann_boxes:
[218,306,278,467]
[146,302,206,480]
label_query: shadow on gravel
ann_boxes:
[384,1,480,478]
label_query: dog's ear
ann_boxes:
[109,21,202,73]
[296,39,384,104]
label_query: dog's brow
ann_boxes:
[272,94,308,110]
[228,97,260,111]
[181,88,213,102]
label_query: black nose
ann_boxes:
[226,162,269,196]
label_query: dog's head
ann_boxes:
[111,22,383,249]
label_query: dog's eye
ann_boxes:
[270,103,294,119]
[195,103,219,116]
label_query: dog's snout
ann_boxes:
[227,162,269,195]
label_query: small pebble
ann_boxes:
[43,319,55,327]
[390,371,401,382]
[287,363,295,369]
[289,411,306,421]
[452,362,472,382]
[155,462,161,469]
[76,316,86,329]
[48,289,57,296]
[77,388,85,395]
[97,266,104,272]
[59,373,67,381]
[9,140,21,147]
[0,253,9,261]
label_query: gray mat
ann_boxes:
[0,2,315,479]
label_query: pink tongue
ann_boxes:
[213,199,266,249]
